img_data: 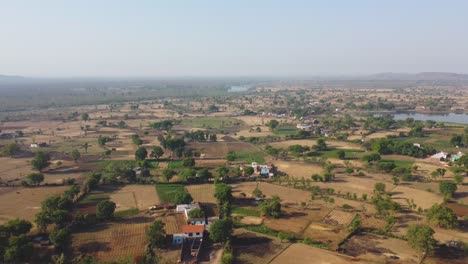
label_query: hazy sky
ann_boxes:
[1,0,467,77]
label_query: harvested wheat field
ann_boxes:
[264,206,332,235]
[186,184,216,203]
[109,185,160,211]
[270,243,362,264]
[0,186,69,224]
[72,216,154,261]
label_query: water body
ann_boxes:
[228,85,251,92]
[392,113,468,125]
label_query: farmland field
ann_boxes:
[0,186,69,224]
[270,243,361,264]
[155,184,185,203]
[72,216,154,261]
[186,184,216,203]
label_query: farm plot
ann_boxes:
[110,185,160,211]
[232,228,290,264]
[186,184,216,203]
[391,185,443,210]
[270,160,323,178]
[0,186,69,224]
[264,206,332,235]
[231,182,311,204]
[72,216,154,261]
[270,243,361,264]
[341,233,419,263]
[0,157,34,182]
[322,209,355,226]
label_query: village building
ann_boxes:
[251,162,275,177]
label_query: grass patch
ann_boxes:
[272,125,300,136]
[155,184,185,203]
[242,224,281,237]
[114,208,139,218]
[381,159,413,168]
[232,150,265,163]
[181,117,242,129]
[232,206,260,217]
[312,148,364,159]
[168,160,184,170]
[77,193,109,205]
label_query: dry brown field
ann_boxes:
[186,184,216,203]
[390,185,443,210]
[231,182,310,204]
[109,185,160,211]
[270,243,362,264]
[0,186,69,224]
[232,228,290,264]
[342,233,419,263]
[270,160,323,178]
[72,216,154,262]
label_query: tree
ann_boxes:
[180,168,196,182]
[406,224,436,260]
[454,174,463,185]
[215,184,233,205]
[244,166,254,176]
[71,149,81,163]
[174,190,193,204]
[81,113,89,121]
[83,142,89,153]
[150,146,164,159]
[348,215,362,233]
[197,168,212,181]
[374,182,386,194]
[162,169,175,182]
[226,151,236,161]
[96,200,116,220]
[3,234,34,263]
[135,147,148,161]
[26,172,44,186]
[3,219,32,236]
[315,138,327,151]
[362,152,381,163]
[98,135,110,146]
[260,195,281,218]
[188,208,205,219]
[252,185,264,199]
[267,119,279,130]
[426,204,458,229]
[337,150,346,159]
[147,220,166,249]
[209,219,232,242]
[0,143,21,157]
[49,228,71,251]
[182,157,195,168]
[31,151,50,172]
[439,181,457,199]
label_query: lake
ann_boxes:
[392,113,468,125]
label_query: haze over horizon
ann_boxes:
[1,0,468,78]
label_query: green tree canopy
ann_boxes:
[147,220,166,249]
[209,219,233,243]
[406,224,436,259]
[96,200,116,220]
[26,172,44,186]
[426,204,458,229]
[135,147,148,161]
[31,151,50,172]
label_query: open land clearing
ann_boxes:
[0,186,69,224]
[232,228,290,264]
[270,243,363,264]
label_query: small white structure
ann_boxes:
[296,123,311,130]
[176,204,199,219]
[30,143,39,148]
[431,152,449,160]
[413,143,421,148]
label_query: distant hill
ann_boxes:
[368,72,468,81]
[0,74,26,81]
